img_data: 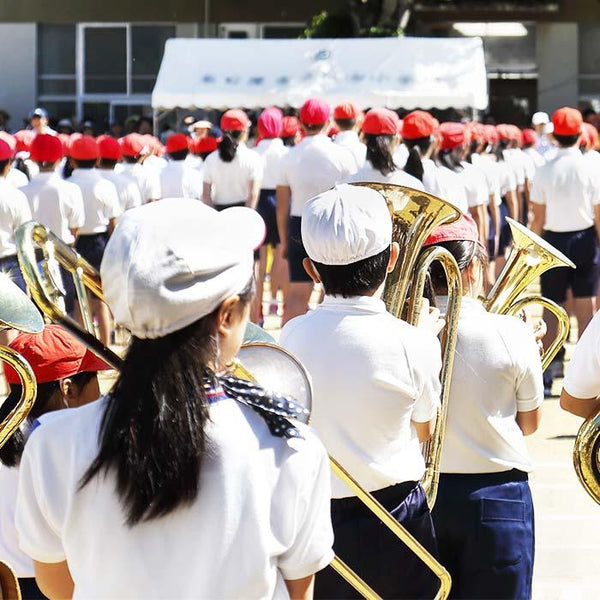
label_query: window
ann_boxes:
[37,25,76,96]
[132,26,176,93]
[84,27,127,94]
[579,24,600,100]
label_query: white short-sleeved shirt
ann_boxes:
[254,138,289,189]
[277,135,357,217]
[471,153,501,205]
[584,149,600,180]
[504,148,526,186]
[496,160,518,200]
[23,172,84,244]
[459,162,490,208]
[159,160,204,200]
[0,178,33,257]
[438,297,544,474]
[531,147,600,232]
[16,396,334,599]
[333,131,366,170]
[279,295,442,498]
[118,162,161,204]
[97,169,142,212]
[67,169,121,234]
[421,158,449,201]
[6,168,28,189]
[347,162,425,190]
[393,144,409,169]
[203,144,263,206]
[184,154,204,174]
[436,166,469,213]
[563,309,600,400]
[524,147,546,169]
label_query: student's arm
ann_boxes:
[69,228,79,240]
[559,390,600,420]
[276,185,291,259]
[594,204,600,243]
[247,179,260,210]
[202,182,213,207]
[34,560,74,600]
[285,575,315,600]
[411,418,436,443]
[489,200,500,257]
[531,203,545,236]
[505,189,519,221]
[107,217,117,236]
[516,407,541,436]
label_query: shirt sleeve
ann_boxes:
[67,187,85,229]
[202,155,214,185]
[530,171,546,205]
[563,311,600,399]
[102,181,122,219]
[277,436,334,580]
[248,151,263,182]
[276,153,290,187]
[11,192,32,228]
[411,331,442,423]
[512,320,544,412]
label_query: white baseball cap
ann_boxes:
[532,111,550,126]
[101,198,265,339]
[301,184,392,266]
[188,120,213,133]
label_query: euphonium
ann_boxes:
[573,409,600,505]
[485,217,574,371]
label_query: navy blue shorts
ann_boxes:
[287,216,312,283]
[433,470,534,600]
[541,227,600,303]
[314,482,439,599]
[497,201,511,258]
[214,201,246,212]
[256,189,280,247]
[0,254,26,292]
[75,232,108,271]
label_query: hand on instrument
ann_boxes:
[416,298,445,336]
[523,313,547,356]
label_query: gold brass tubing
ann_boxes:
[73,265,94,334]
[329,557,380,600]
[573,409,600,505]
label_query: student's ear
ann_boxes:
[216,295,243,339]
[387,242,400,273]
[302,258,321,284]
[59,378,76,408]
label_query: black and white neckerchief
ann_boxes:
[204,373,308,440]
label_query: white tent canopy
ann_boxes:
[152,37,488,112]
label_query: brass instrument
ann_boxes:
[485,217,574,371]
[0,560,21,600]
[573,409,600,505]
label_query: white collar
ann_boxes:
[319,294,387,314]
[299,134,330,147]
[556,146,582,157]
[32,171,58,181]
[335,130,359,142]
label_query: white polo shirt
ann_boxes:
[524,147,546,169]
[393,144,409,169]
[280,295,441,498]
[118,162,161,204]
[436,166,469,213]
[471,153,501,205]
[439,296,544,474]
[459,162,489,208]
[495,160,518,200]
[6,168,28,189]
[23,172,84,244]
[159,160,204,200]
[0,178,32,258]
[97,169,142,212]
[254,138,288,189]
[531,146,600,232]
[16,396,334,599]
[563,309,600,400]
[277,135,356,217]
[334,130,366,170]
[421,158,449,201]
[347,162,425,190]
[504,148,526,186]
[203,144,263,207]
[68,169,121,235]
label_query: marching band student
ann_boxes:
[202,109,262,211]
[68,136,121,347]
[118,133,161,203]
[522,129,546,169]
[159,134,203,200]
[348,107,424,190]
[276,98,356,323]
[332,102,366,170]
[96,136,142,213]
[0,325,110,600]
[16,199,334,600]
[421,215,543,600]
[281,116,301,147]
[280,184,444,599]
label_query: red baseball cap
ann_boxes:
[30,134,63,163]
[423,214,483,249]
[281,116,300,138]
[119,133,144,157]
[552,107,582,136]
[496,124,512,141]
[166,133,190,154]
[5,324,112,385]
[466,122,485,142]
[439,122,466,150]
[299,98,331,126]
[402,110,437,140]
[70,136,98,161]
[0,132,16,152]
[584,122,599,148]
[97,136,122,161]
[522,129,537,146]
[258,107,283,139]
[484,124,499,145]
[14,130,34,153]
[361,108,400,136]
[0,139,13,161]
[220,109,250,132]
[190,136,219,154]
[334,101,359,121]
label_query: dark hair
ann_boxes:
[282,136,297,147]
[494,139,510,162]
[37,161,59,171]
[364,134,396,176]
[0,159,9,173]
[73,159,97,169]
[403,147,424,182]
[312,246,390,298]
[168,148,188,161]
[218,130,242,163]
[123,155,139,164]
[12,157,31,181]
[62,158,74,179]
[0,371,97,467]
[334,118,356,130]
[80,278,254,526]
[554,133,580,148]
[438,149,462,172]
[99,158,118,169]
[303,123,324,134]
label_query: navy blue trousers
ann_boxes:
[432,470,534,600]
[314,481,439,599]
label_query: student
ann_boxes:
[332,102,366,170]
[159,133,203,200]
[118,133,161,203]
[280,184,444,599]
[281,116,301,147]
[0,325,110,600]
[276,98,356,323]
[15,199,334,600]
[421,215,543,600]
[186,135,219,173]
[202,109,263,211]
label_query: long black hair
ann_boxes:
[218,130,243,163]
[364,134,396,176]
[80,278,254,526]
[438,148,463,172]
[403,137,434,182]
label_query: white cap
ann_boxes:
[301,184,392,266]
[101,198,265,339]
[188,120,213,133]
[532,111,550,125]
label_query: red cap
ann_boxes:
[220,109,250,132]
[334,101,359,121]
[496,124,512,141]
[281,116,300,138]
[166,133,189,154]
[402,110,437,140]
[5,324,112,385]
[299,98,331,126]
[144,134,163,156]
[361,107,400,136]
[258,107,283,139]
[584,122,599,149]
[552,107,583,136]
[119,133,144,157]
[522,129,537,146]
[423,214,482,249]
[439,122,466,150]
[509,125,523,144]
[97,136,122,161]
[0,132,16,152]
[30,134,63,163]
[190,136,219,154]
[70,136,98,161]
[327,124,340,138]
[14,130,34,153]
[466,122,485,142]
[397,119,404,136]
[0,139,13,161]
[484,124,499,145]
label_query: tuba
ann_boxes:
[573,410,600,505]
